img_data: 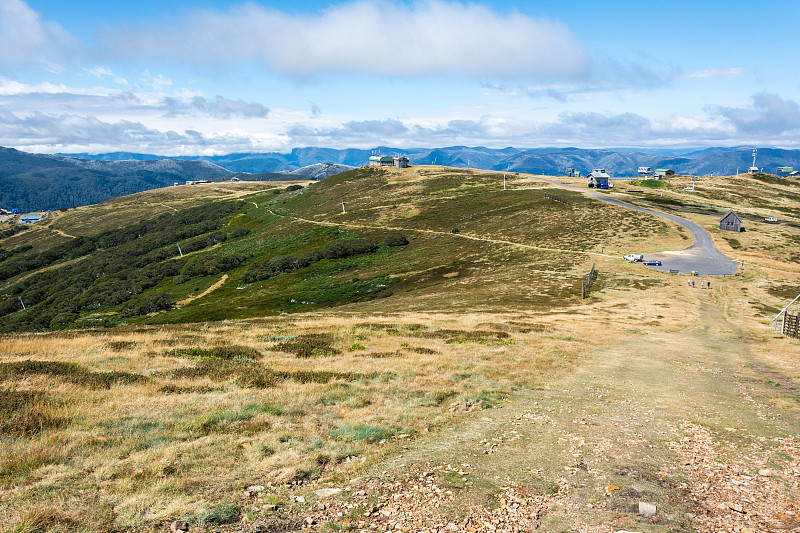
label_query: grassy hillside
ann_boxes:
[2,166,800,532]
[0,166,681,333]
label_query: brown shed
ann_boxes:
[720,210,743,232]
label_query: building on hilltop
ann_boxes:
[719,210,743,232]
[20,212,46,224]
[369,155,410,168]
[369,155,394,167]
[654,169,675,178]
[586,169,610,188]
[393,155,409,168]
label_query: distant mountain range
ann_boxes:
[2,145,799,212]
[0,148,353,212]
[64,145,800,177]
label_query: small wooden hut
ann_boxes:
[720,210,743,232]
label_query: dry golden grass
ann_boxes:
[0,308,620,531]
[0,263,704,533]
[3,168,800,531]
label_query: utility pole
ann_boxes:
[341,200,346,214]
[503,174,506,190]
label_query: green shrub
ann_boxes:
[322,239,378,259]
[201,502,239,525]
[285,184,304,192]
[383,233,408,247]
[124,293,174,316]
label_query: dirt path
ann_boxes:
[305,292,800,532]
[49,227,76,239]
[175,274,228,306]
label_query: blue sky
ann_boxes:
[1,0,798,155]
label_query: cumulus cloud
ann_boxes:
[0,78,270,120]
[102,1,588,80]
[162,95,269,119]
[718,92,800,135]
[483,56,679,102]
[0,108,258,154]
[283,109,748,149]
[288,118,410,144]
[0,0,79,72]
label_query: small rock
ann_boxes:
[263,504,277,511]
[638,502,657,517]
[758,468,772,477]
[170,520,189,532]
[246,485,265,492]
[445,524,459,532]
[314,488,343,498]
[295,496,306,503]
[304,516,315,525]
[726,502,744,513]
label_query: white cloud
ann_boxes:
[718,92,800,135]
[0,108,262,154]
[103,1,588,80]
[0,0,79,72]
[282,95,800,149]
[680,67,744,79]
[162,95,269,119]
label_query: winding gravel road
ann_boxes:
[531,176,740,276]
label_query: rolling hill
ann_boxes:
[0,165,684,333]
[2,164,800,532]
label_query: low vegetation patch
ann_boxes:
[0,360,147,389]
[0,389,69,436]
[168,345,261,360]
[271,333,340,358]
[419,329,510,343]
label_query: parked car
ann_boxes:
[765,217,778,223]
[624,254,644,262]
[642,259,662,266]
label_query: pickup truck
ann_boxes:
[624,254,644,262]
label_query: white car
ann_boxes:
[765,217,778,223]
[624,254,644,262]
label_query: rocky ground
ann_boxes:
[189,292,799,533]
